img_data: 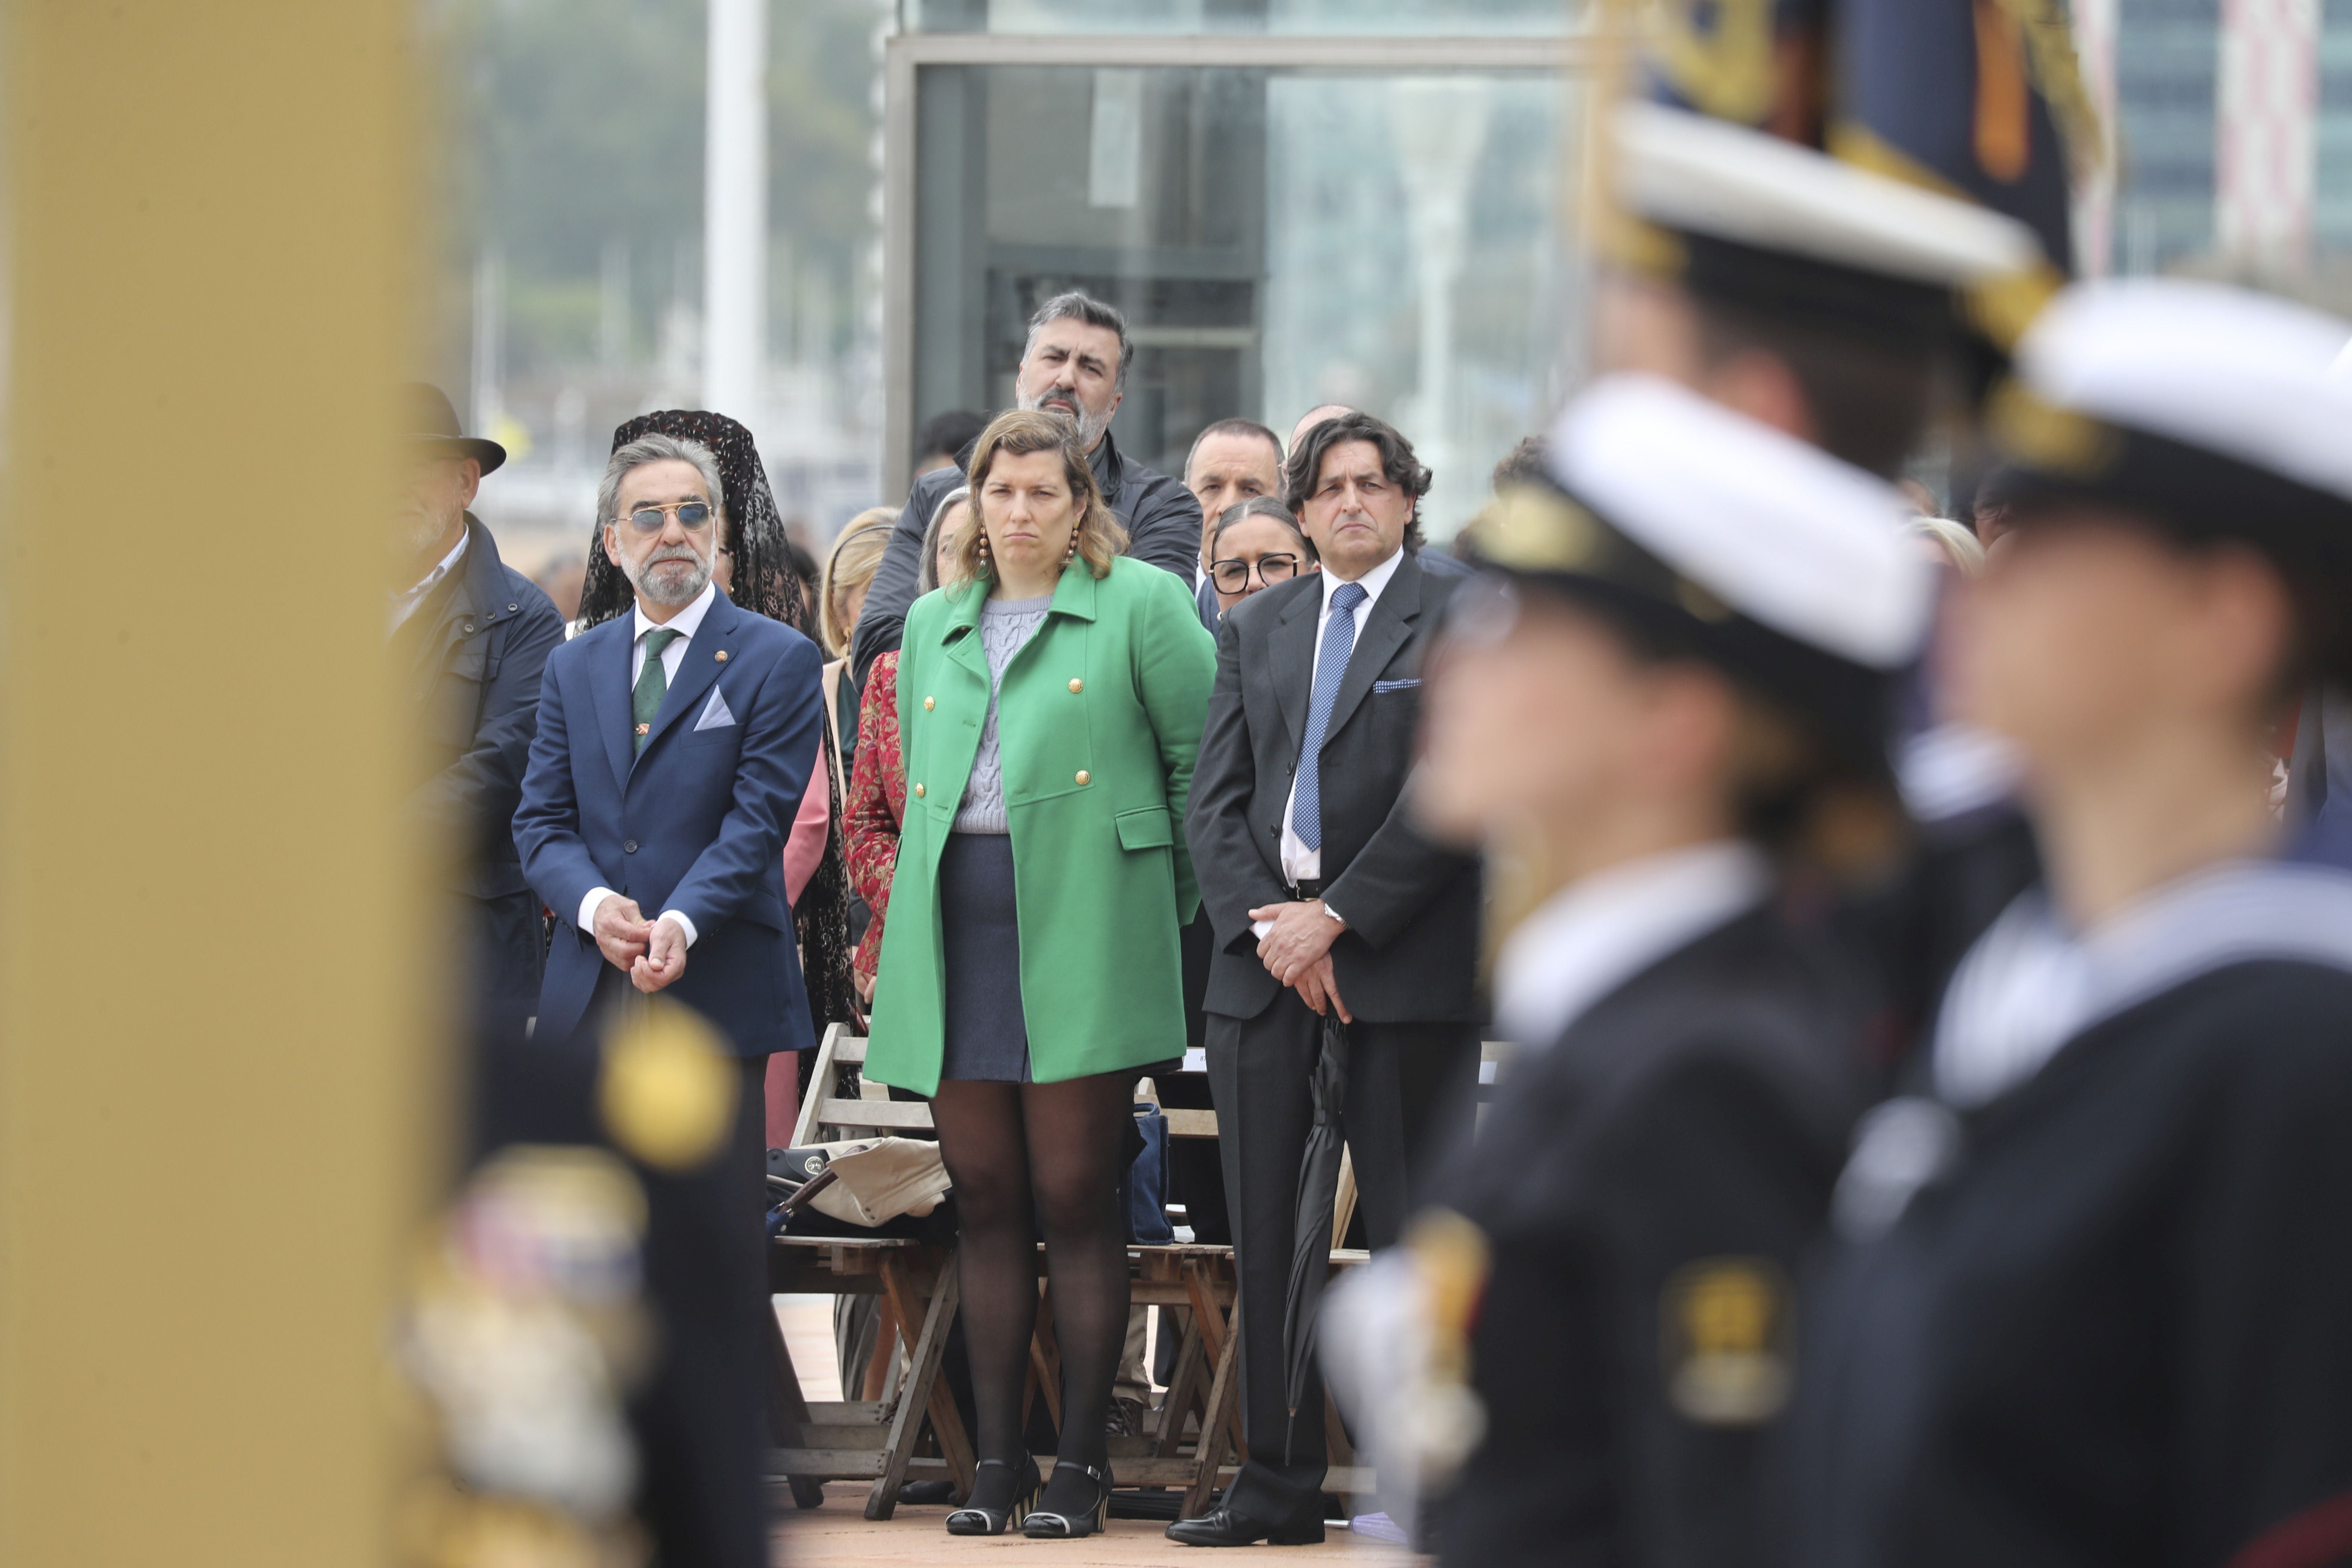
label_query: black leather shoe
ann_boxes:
[1165,1505,1326,1547]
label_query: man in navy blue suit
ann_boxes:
[515,430,826,1130]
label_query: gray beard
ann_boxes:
[1017,385,1110,448]
[625,545,713,608]
[401,505,455,559]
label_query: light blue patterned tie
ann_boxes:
[1292,581,1368,854]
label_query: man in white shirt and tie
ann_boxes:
[515,429,827,1069]
[1178,411,1484,1547]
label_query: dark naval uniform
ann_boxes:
[1435,901,1867,1566]
[405,1010,771,1568]
[1363,371,1936,1568]
[1787,867,2352,1568]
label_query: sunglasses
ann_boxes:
[1210,552,1302,593]
[625,499,715,534]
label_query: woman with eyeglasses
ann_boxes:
[1207,496,1318,615]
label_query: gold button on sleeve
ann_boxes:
[913,783,925,798]
[1075,770,1090,785]
[1068,677,1084,693]
[923,696,935,711]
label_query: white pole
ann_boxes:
[471,243,505,438]
[704,0,767,424]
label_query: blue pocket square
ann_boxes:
[1372,678,1421,693]
[692,686,738,731]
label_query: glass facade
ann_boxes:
[2110,0,2219,273]
[2105,0,2352,279]
[910,60,1572,536]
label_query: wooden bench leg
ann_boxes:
[867,1251,964,1519]
[1154,1308,1205,1456]
[1184,1284,1244,1518]
[860,1294,900,1402]
[764,1305,827,1510]
[1181,1260,1246,1465]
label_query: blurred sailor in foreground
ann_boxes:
[1596,103,2055,1061]
[1326,372,1932,1565]
[1785,279,2352,1568]
[402,1007,770,1568]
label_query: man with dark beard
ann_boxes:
[392,383,564,1034]
[848,291,1203,684]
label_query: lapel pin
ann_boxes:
[714,649,728,662]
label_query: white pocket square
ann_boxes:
[692,686,738,731]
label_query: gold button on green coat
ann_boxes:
[866,557,1216,1093]
[923,695,934,710]
[912,783,925,798]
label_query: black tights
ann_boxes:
[931,1074,1132,1505]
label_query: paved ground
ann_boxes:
[777,1294,844,1402]
[768,1299,1415,1564]
[774,1483,1409,1563]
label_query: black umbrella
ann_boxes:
[1279,1008,1352,1463]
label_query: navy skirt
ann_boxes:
[938,832,1031,1083]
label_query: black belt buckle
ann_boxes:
[1291,878,1323,901]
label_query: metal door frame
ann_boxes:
[880,29,1600,493]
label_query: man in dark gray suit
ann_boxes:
[392,383,566,1032]
[1176,411,1483,1547]
[848,291,1202,685]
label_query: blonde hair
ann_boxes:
[820,506,897,655]
[1910,514,1986,577]
[952,410,1128,588]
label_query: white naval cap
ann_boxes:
[1545,374,1935,670]
[1614,102,2046,291]
[1470,374,1933,775]
[1988,279,2352,592]
[2007,278,2352,504]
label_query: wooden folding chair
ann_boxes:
[767,1024,970,1520]
[1149,1106,1377,1511]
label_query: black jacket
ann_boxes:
[1786,957,2352,1568]
[848,426,1202,686]
[1429,904,1866,1568]
[1183,549,1481,1023]
[396,515,565,1023]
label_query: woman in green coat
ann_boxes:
[865,409,1216,1538]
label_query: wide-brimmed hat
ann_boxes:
[404,382,506,475]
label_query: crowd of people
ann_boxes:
[398,18,2352,1565]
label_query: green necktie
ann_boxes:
[633,628,683,754]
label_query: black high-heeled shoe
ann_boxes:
[1022,1460,1112,1539]
[943,1457,1041,1536]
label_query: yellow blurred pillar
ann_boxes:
[0,4,424,1562]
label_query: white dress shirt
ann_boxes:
[579,581,720,948]
[389,528,469,632]
[1493,840,1772,1049]
[1258,546,1406,936]
[1932,858,2352,1108]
